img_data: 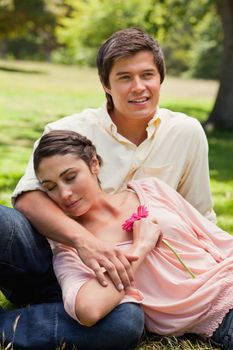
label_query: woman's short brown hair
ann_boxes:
[34,130,103,174]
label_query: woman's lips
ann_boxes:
[65,199,81,209]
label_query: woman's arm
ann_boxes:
[75,219,161,326]
[15,190,137,290]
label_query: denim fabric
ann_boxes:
[0,205,144,349]
[0,205,61,305]
[210,309,233,349]
[0,302,144,350]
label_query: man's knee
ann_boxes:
[0,204,50,264]
[111,303,144,348]
[56,302,144,350]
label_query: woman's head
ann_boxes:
[34,130,103,217]
[34,130,102,175]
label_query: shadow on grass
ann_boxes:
[0,65,47,75]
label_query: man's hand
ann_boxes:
[75,234,138,291]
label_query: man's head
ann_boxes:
[96,27,165,111]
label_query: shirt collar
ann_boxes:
[100,103,161,138]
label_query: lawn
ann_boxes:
[0,60,232,350]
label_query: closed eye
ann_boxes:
[65,175,76,182]
[42,183,56,192]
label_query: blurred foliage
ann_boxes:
[0,0,68,60]
[0,0,224,78]
[54,0,223,79]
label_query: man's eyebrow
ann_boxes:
[115,68,157,76]
[115,70,130,76]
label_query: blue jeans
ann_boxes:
[0,205,144,349]
[210,309,233,349]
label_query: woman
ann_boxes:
[34,130,233,349]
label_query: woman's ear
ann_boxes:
[90,156,100,175]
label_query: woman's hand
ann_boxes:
[131,219,161,256]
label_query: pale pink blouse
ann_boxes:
[53,178,233,337]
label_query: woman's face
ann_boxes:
[36,153,100,217]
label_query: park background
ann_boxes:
[0,0,233,349]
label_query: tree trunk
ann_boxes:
[206,0,233,130]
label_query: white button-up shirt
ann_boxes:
[13,104,215,222]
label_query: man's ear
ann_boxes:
[102,82,112,96]
[90,156,100,174]
[99,77,111,94]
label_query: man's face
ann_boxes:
[104,51,161,123]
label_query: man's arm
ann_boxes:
[15,190,137,290]
[177,120,216,223]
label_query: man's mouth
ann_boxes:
[129,97,150,104]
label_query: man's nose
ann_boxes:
[132,76,145,92]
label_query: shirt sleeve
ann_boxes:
[176,120,216,223]
[12,140,43,205]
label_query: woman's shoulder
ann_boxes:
[128,177,179,205]
[130,177,172,192]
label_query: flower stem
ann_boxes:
[162,239,196,279]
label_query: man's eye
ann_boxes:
[143,72,154,78]
[120,75,130,80]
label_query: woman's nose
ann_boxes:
[59,186,72,200]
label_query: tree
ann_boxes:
[56,0,155,65]
[0,0,66,60]
[56,0,222,78]
[206,0,233,130]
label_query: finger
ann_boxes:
[125,254,139,262]
[100,259,125,291]
[116,253,135,284]
[90,260,108,287]
[107,255,133,290]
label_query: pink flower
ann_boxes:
[122,204,196,278]
[122,205,149,232]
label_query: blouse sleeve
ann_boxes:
[53,244,143,322]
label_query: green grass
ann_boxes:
[0,60,231,349]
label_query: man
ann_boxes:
[0,27,215,349]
